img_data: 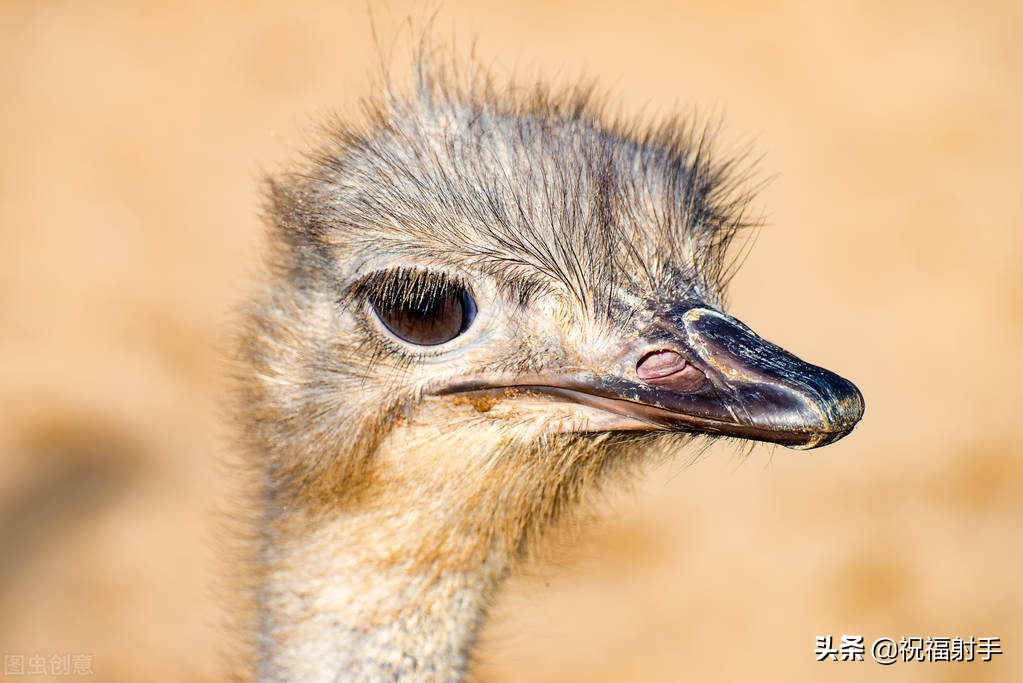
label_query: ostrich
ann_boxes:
[235,65,864,682]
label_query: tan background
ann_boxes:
[1,1,1020,681]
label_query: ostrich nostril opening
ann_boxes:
[636,349,707,393]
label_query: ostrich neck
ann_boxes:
[252,404,617,681]
[256,420,529,683]
[259,500,509,682]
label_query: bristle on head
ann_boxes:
[267,54,761,312]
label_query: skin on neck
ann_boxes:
[255,401,644,683]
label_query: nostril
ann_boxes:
[636,349,687,380]
[636,349,707,392]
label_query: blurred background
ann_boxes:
[1,1,1020,681]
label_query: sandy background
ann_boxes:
[1,1,1020,681]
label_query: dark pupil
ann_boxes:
[371,276,475,346]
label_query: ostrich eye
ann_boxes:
[367,270,477,346]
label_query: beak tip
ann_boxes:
[787,375,865,450]
[826,372,865,419]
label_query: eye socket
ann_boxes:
[366,270,477,347]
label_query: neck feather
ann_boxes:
[258,504,508,682]
[252,410,653,682]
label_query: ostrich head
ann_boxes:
[238,70,864,682]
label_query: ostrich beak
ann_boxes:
[590,306,866,449]
[439,305,864,450]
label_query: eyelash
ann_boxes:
[346,269,470,309]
